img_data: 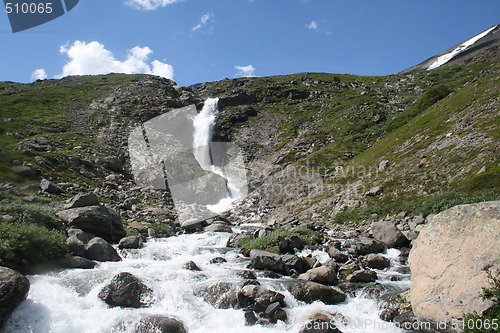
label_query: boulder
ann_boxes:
[66,235,86,257]
[40,179,63,194]
[298,267,339,286]
[64,193,99,209]
[0,267,30,327]
[282,254,310,274]
[52,256,96,269]
[183,261,201,271]
[363,253,390,269]
[196,282,239,309]
[250,250,290,275]
[118,236,143,249]
[299,312,344,333]
[287,281,346,305]
[346,269,377,283]
[11,165,40,178]
[371,221,407,248]
[409,201,500,324]
[85,237,121,262]
[134,315,187,333]
[57,205,126,242]
[344,237,386,256]
[99,156,123,173]
[67,228,93,244]
[209,257,227,264]
[237,285,286,312]
[98,272,152,308]
[204,223,232,233]
[327,247,348,263]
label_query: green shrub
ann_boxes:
[463,268,499,333]
[148,222,172,238]
[0,220,68,270]
[0,202,61,229]
[240,227,322,256]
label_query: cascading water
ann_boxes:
[4,229,413,333]
[192,98,243,213]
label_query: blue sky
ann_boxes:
[1,0,499,86]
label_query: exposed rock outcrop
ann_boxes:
[409,201,500,327]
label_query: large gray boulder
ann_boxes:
[364,253,391,269]
[298,267,339,286]
[52,256,96,269]
[344,237,386,256]
[250,250,290,275]
[98,272,152,308]
[118,236,143,250]
[85,237,121,262]
[134,315,187,333]
[0,267,30,327]
[409,201,500,326]
[371,221,407,248]
[287,281,346,305]
[57,205,126,242]
[237,285,286,312]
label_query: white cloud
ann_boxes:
[58,41,174,79]
[192,12,213,31]
[31,69,47,81]
[235,65,255,78]
[125,0,182,10]
[305,20,318,31]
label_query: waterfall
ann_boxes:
[192,98,242,213]
[193,98,218,169]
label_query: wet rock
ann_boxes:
[299,312,344,333]
[183,261,201,271]
[327,247,348,263]
[363,253,390,269]
[205,223,232,233]
[244,310,258,325]
[98,272,152,308]
[118,235,143,249]
[238,270,257,280]
[237,285,286,312]
[134,315,187,333]
[197,282,239,309]
[64,193,99,209]
[0,267,30,327]
[52,256,96,269]
[282,254,310,273]
[344,237,386,256]
[346,269,377,283]
[67,228,94,244]
[226,233,245,247]
[40,179,63,194]
[298,266,339,286]
[85,237,121,262]
[57,205,126,243]
[263,301,288,323]
[371,221,407,248]
[250,250,290,275]
[338,262,361,280]
[209,257,227,264]
[287,281,346,305]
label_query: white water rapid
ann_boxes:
[192,98,244,213]
[4,230,413,333]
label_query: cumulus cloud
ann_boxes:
[192,12,213,31]
[58,41,174,79]
[31,69,47,80]
[125,0,182,10]
[235,65,255,78]
[305,20,318,31]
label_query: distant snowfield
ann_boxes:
[427,25,497,70]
